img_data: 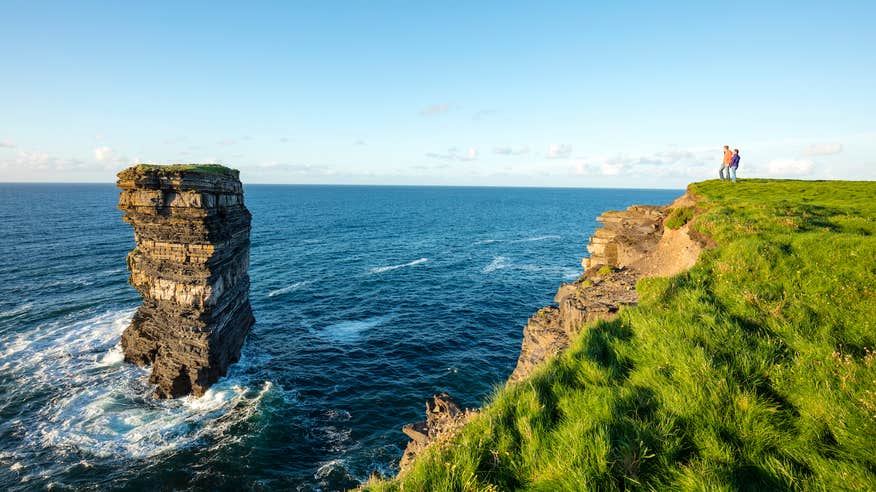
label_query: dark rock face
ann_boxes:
[117,165,255,398]
[508,264,640,382]
[399,393,476,470]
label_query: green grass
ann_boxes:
[665,206,694,230]
[366,179,876,491]
[124,163,239,176]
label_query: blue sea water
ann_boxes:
[0,184,681,490]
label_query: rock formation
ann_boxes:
[117,164,255,398]
[508,264,640,382]
[582,205,666,270]
[399,393,476,470]
[397,192,707,470]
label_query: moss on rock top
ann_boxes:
[119,163,239,178]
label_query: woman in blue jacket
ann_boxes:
[729,149,740,183]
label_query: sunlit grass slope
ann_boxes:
[368,179,876,491]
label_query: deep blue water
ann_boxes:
[0,184,680,490]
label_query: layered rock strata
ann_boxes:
[397,193,705,471]
[508,264,640,382]
[583,205,666,270]
[117,164,255,398]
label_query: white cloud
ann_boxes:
[426,147,478,161]
[571,147,715,178]
[0,139,15,149]
[217,138,237,145]
[0,150,85,172]
[94,146,115,162]
[600,161,625,176]
[762,158,814,176]
[253,161,336,175]
[420,103,450,116]
[493,146,530,156]
[93,146,132,170]
[547,144,572,159]
[804,143,842,156]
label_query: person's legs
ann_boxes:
[730,166,737,183]
[719,164,727,180]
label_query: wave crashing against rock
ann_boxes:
[117,164,255,398]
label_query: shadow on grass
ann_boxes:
[584,319,634,383]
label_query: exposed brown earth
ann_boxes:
[117,165,255,398]
[396,191,706,472]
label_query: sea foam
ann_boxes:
[368,258,427,274]
[0,307,274,461]
[267,280,312,298]
[316,316,391,342]
[483,256,510,273]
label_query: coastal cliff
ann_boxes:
[511,194,704,382]
[370,180,876,491]
[117,164,255,398]
[397,192,705,470]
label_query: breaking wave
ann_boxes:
[0,308,274,463]
[516,235,561,242]
[267,280,312,298]
[483,256,511,273]
[483,255,579,279]
[315,315,391,343]
[475,235,561,246]
[368,258,427,274]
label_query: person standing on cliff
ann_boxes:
[719,145,733,181]
[729,148,740,183]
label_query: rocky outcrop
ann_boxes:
[117,164,255,398]
[508,264,639,382]
[399,393,477,470]
[583,205,666,270]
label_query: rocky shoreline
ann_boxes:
[396,191,706,473]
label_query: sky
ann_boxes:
[1,1,874,187]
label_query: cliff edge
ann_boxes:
[117,164,255,398]
[398,191,706,469]
[371,180,876,490]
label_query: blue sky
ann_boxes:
[1,1,874,186]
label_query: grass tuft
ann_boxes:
[665,206,694,230]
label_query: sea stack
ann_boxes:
[117,164,255,398]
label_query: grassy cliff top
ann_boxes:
[367,179,876,491]
[121,163,239,177]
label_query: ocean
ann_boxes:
[0,184,681,491]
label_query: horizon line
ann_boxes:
[0,180,687,191]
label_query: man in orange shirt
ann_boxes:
[720,145,732,180]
